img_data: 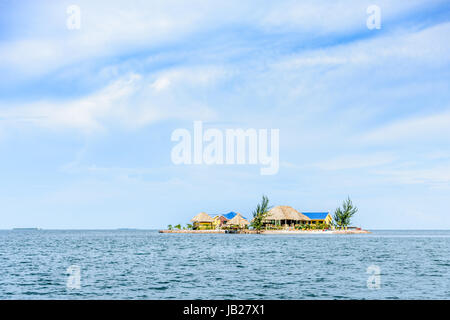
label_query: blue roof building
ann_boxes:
[222,211,248,221]
[302,212,332,225]
[302,212,329,220]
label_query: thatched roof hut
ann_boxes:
[264,206,310,221]
[191,212,214,223]
[227,214,250,226]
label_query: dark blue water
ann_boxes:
[0,230,449,299]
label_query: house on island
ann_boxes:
[191,212,214,230]
[227,213,250,229]
[301,212,332,226]
[262,206,310,228]
[188,209,332,231]
[222,211,248,220]
[213,215,228,229]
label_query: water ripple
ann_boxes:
[0,230,449,299]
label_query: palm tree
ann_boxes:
[333,197,358,229]
[250,195,272,233]
[174,224,182,230]
[167,224,173,230]
[186,223,193,230]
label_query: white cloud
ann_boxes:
[0,70,219,133]
[374,164,450,187]
[0,0,250,78]
[151,77,171,91]
[360,110,450,144]
[312,153,397,170]
[0,74,141,133]
[2,0,443,81]
[259,0,436,33]
[150,66,231,91]
[274,21,450,71]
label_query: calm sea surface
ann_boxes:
[0,230,449,299]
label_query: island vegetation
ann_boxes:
[250,195,271,232]
[332,197,358,230]
[162,195,367,234]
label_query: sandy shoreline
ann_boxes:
[159,229,371,234]
[261,229,371,234]
[159,230,226,234]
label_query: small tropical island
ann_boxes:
[160,196,370,234]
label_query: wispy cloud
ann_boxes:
[2,0,446,81]
[1,0,450,228]
[0,70,219,133]
[374,164,450,187]
[312,153,397,171]
[360,110,450,144]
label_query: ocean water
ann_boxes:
[0,230,449,299]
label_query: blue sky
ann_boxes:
[1,0,450,229]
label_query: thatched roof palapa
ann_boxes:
[263,206,310,221]
[191,212,214,223]
[227,214,250,226]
